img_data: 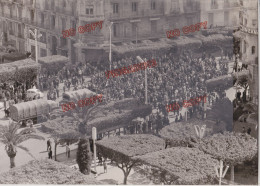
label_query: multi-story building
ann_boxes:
[0,0,202,64]
[0,0,78,61]
[200,0,241,28]
[4,0,247,65]
[75,0,201,62]
[236,0,258,104]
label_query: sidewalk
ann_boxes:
[56,149,153,185]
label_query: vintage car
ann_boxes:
[10,99,59,126]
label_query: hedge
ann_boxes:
[96,134,165,158]
[0,159,102,184]
[134,147,218,185]
[159,118,216,147]
[0,58,39,83]
[196,132,257,165]
[38,55,69,74]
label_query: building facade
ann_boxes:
[0,0,202,64]
[0,0,245,65]
[237,0,258,104]
[0,0,78,61]
[200,0,241,28]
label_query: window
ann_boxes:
[252,46,255,54]
[113,3,118,14]
[62,18,66,31]
[211,0,216,6]
[30,10,34,22]
[39,31,46,44]
[113,23,119,37]
[151,20,157,33]
[151,1,156,10]
[86,6,94,15]
[132,2,137,12]
[252,19,257,26]
[41,13,44,25]
[211,0,218,9]
[243,40,246,53]
[244,18,247,26]
[62,0,66,7]
[51,15,55,29]
[40,48,47,57]
[187,17,192,26]
[71,20,76,29]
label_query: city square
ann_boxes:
[0,0,258,185]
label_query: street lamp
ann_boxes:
[29,28,42,87]
[135,25,138,48]
[136,56,147,104]
[92,127,97,177]
[215,160,229,185]
[136,56,149,133]
[108,22,113,71]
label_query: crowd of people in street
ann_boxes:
[89,50,230,122]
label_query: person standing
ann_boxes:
[66,144,70,158]
[48,148,52,159]
[47,138,51,151]
[103,161,107,173]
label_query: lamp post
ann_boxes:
[29,28,42,87]
[215,160,229,185]
[136,56,148,132]
[108,22,113,71]
[136,25,138,48]
[92,127,97,177]
[136,56,147,104]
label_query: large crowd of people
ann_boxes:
[89,50,230,119]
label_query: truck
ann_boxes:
[9,99,59,126]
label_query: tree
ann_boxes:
[159,118,217,147]
[207,98,233,132]
[0,121,44,168]
[41,117,80,161]
[134,147,219,185]
[96,134,165,184]
[0,159,103,184]
[236,75,249,96]
[196,132,257,182]
[49,97,152,174]
[76,138,92,175]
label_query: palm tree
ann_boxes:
[52,93,102,174]
[0,121,45,168]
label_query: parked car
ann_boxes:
[27,89,44,100]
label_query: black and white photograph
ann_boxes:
[0,0,258,185]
